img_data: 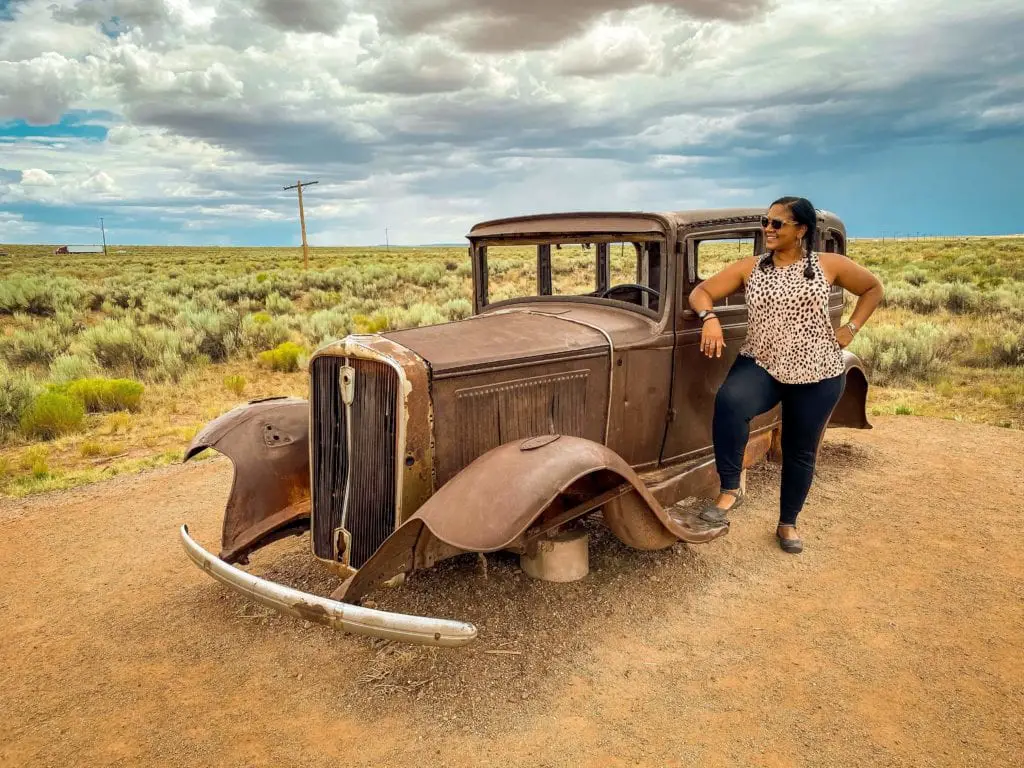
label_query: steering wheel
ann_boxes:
[597,283,661,301]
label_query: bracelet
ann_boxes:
[700,312,718,324]
[844,322,858,334]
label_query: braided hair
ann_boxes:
[758,196,817,279]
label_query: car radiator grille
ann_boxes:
[309,355,399,568]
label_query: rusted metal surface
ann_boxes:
[336,434,729,604]
[467,212,670,240]
[183,396,310,564]
[430,354,610,487]
[383,310,608,376]
[829,351,873,429]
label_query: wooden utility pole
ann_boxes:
[283,179,318,269]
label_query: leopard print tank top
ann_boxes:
[738,251,846,384]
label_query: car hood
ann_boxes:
[381,307,610,376]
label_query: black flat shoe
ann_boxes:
[776,525,803,554]
[698,487,745,524]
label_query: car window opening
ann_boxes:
[475,238,665,316]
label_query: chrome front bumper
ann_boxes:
[179,525,478,647]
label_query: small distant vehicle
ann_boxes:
[179,207,871,647]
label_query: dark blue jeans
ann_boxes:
[713,354,845,526]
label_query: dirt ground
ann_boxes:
[1,415,1021,767]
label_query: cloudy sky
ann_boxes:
[0,0,1021,246]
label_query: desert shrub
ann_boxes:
[48,354,100,384]
[0,363,40,441]
[300,310,351,346]
[64,378,145,413]
[362,265,399,291]
[352,313,390,334]
[848,322,948,386]
[223,374,247,396]
[990,283,1024,319]
[86,287,107,311]
[137,294,183,325]
[105,283,146,310]
[307,289,344,310]
[0,275,84,316]
[388,303,447,329]
[258,341,306,372]
[80,318,198,380]
[0,323,64,366]
[265,291,295,314]
[443,298,473,320]
[944,283,981,314]
[81,318,148,374]
[52,310,84,335]
[177,307,240,362]
[991,332,1024,367]
[300,269,349,293]
[883,281,989,316]
[883,282,936,313]
[904,268,928,286]
[939,265,974,284]
[487,259,517,276]
[149,349,190,383]
[405,264,445,288]
[240,313,291,353]
[19,391,85,440]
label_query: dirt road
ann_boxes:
[1,416,1021,767]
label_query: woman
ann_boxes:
[688,196,883,553]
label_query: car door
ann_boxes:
[660,225,778,464]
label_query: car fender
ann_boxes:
[828,350,872,429]
[183,396,311,563]
[336,434,728,603]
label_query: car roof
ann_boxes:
[467,207,845,239]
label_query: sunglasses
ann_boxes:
[760,216,793,230]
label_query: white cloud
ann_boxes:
[0,212,38,238]
[554,20,656,78]
[81,170,116,192]
[21,168,57,186]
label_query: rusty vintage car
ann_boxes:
[179,207,871,647]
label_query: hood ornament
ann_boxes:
[339,364,355,406]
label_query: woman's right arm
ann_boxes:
[687,257,754,359]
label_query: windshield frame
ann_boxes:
[469,232,672,321]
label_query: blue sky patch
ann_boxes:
[0,112,113,142]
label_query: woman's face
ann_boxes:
[763,204,806,252]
